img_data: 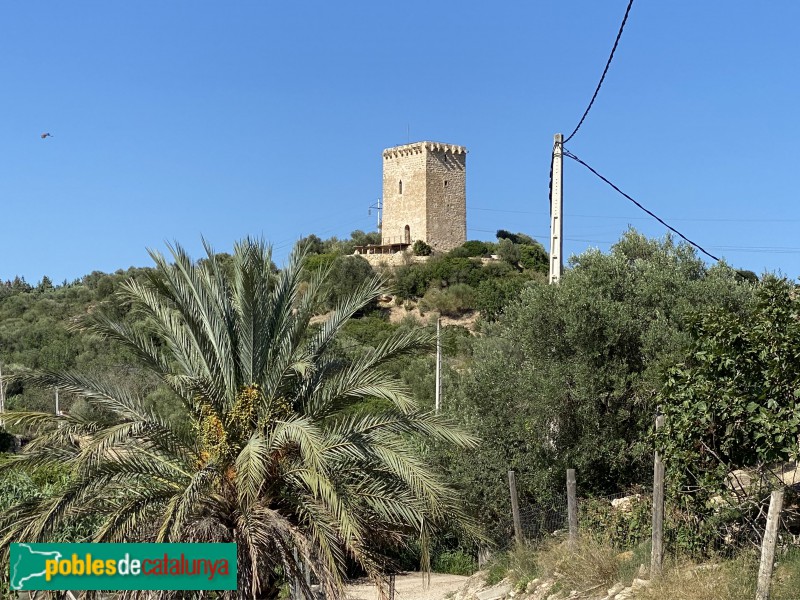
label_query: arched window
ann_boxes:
[404,225,411,244]
[399,180,403,194]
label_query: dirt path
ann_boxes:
[345,572,468,600]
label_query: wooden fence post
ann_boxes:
[756,489,785,600]
[508,470,523,546]
[567,468,579,544]
[650,410,666,578]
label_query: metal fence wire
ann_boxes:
[517,494,569,541]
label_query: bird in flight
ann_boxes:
[41,133,53,139]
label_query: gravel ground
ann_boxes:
[345,572,468,600]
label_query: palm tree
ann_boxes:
[0,239,477,599]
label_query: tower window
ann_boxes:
[399,180,403,194]
[444,180,448,187]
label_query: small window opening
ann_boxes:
[399,180,403,194]
[404,225,411,244]
[444,180,448,187]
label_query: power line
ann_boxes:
[563,0,635,144]
[469,206,800,223]
[562,148,721,262]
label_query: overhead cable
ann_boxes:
[562,148,721,262]
[563,0,635,144]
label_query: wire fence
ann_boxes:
[504,468,800,561]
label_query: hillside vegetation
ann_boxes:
[2,227,798,599]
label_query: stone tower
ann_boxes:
[381,141,467,252]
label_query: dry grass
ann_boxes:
[631,557,756,600]
[488,541,800,600]
[537,538,620,594]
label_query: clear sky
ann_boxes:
[2,1,799,283]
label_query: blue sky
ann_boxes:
[2,2,799,283]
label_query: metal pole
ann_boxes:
[435,317,441,413]
[55,387,59,416]
[549,134,564,284]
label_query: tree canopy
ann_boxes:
[439,231,754,543]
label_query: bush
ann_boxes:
[475,277,529,321]
[497,238,521,267]
[519,242,548,273]
[413,240,432,256]
[446,246,472,258]
[580,494,652,550]
[303,253,337,275]
[394,256,490,300]
[327,255,375,310]
[460,240,491,257]
[497,230,536,246]
[419,284,477,317]
[341,316,397,347]
[394,263,430,299]
[432,550,477,575]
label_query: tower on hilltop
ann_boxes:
[381,141,467,253]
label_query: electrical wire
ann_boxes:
[469,206,800,223]
[562,147,721,262]
[563,0,635,144]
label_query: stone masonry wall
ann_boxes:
[381,142,467,252]
[382,145,427,246]
[425,147,466,252]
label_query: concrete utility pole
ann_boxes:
[55,386,59,416]
[0,363,5,428]
[435,317,442,413]
[549,134,564,284]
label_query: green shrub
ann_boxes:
[419,284,477,317]
[341,316,397,346]
[413,240,433,256]
[460,240,491,257]
[580,494,652,550]
[475,277,529,321]
[303,253,336,275]
[394,256,489,299]
[485,552,511,586]
[447,246,472,258]
[432,550,477,575]
[519,242,548,272]
[327,255,376,311]
[394,263,430,299]
[497,230,536,245]
[497,238,521,266]
[427,257,485,288]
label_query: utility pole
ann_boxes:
[55,386,59,416]
[369,198,383,230]
[549,133,564,284]
[0,363,5,429]
[435,317,442,413]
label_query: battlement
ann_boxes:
[382,141,468,159]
